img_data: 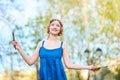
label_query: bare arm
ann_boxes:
[62,43,99,71]
[12,41,42,66]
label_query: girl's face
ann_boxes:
[49,20,61,36]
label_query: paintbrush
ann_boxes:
[12,31,16,49]
[97,66,108,69]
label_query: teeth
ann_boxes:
[53,29,57,31]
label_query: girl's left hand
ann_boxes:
[88,65,101,71]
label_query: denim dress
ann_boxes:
[39,41,67,80]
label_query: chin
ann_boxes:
[53,33,59,36]
[51,33,59,36]
[51,32,59,35]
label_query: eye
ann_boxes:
[50,24,54,26]
[56,24,60,27]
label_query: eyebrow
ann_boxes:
[51,23,60,26]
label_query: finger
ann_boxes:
[12,40,17,44]
[12,41,18,46]
[12,41,16,44]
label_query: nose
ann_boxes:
[53,25,58,28]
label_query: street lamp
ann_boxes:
[84,48,102,80]
[96,48,102,57]
[96,48,102,52]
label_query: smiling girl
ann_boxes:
[12,19,99,80]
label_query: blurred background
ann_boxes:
[0,0,120,80]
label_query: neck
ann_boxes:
[47,34,58,41]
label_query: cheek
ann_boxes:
[57,25,62,31]
[49,27,52,31]
[48,26,52,33]
[57,27,61,31]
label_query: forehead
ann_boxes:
[50,20,60,25]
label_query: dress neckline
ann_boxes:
[42,46,62,51]
[41,40,63,51]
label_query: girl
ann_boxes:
[12,19,99,80]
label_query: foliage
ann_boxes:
[0,0,120,80]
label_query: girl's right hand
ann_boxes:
[12,41,21,50]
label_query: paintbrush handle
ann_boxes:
[98,66,108,69]
[12,32,16,49]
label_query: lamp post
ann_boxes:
[84,48,102,80]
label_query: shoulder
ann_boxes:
[61,41,67,49]
[37,40,44,48]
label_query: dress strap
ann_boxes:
[42,41,45,47]
[60,41,63,47]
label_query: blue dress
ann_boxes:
[39,41,67,80]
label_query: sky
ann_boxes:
[0,0,48,73]
[0,0,48,42]
[0,0,119,73]
[0,0,111,73]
